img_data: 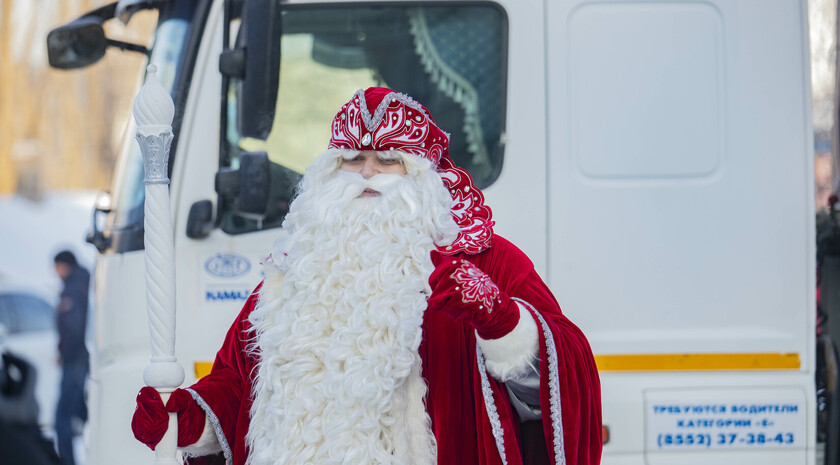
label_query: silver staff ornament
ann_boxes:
[133,64,185,465]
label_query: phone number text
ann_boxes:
[656,432,796,448]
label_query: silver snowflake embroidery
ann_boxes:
[451,262,499,311]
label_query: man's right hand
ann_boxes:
[131,386,207,450]
[427,257,521,340]
[131,386,169,450]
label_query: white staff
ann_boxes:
[133,64,185,465]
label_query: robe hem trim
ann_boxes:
[186,387,233,465]
[513,297,566,465]
[476,340,508,465]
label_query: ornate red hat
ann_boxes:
[328,87,450,165]
[328,87,494,255]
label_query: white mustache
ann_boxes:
[334,171,404,195]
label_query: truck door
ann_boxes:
[546,0,815,464]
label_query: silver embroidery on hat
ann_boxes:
[354,89,449,144]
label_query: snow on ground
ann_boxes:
[0,190,98,293]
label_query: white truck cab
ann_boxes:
[48,0,824,464]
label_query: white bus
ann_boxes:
[48,0,823,463]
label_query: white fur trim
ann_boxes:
[477,302,539,382]
[180,416,223,457]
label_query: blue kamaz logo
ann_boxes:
[206,289,251,302]
[204,254,251,278]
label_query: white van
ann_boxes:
[48,0,822,464]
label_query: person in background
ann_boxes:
[53,250,89,465]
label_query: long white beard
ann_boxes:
[245,150,459,465]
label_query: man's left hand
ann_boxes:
[427,257,520,339]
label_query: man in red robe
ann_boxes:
[131,87,602,465]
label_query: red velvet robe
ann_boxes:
[186,235,602,465]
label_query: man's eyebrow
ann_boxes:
[378,151,403,161]
[340,151,362,160]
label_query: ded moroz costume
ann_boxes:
[131,87,602,465]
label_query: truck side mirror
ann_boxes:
[215,152,271,217]
[47,3,151,71]
[221,0,283,139]
[215,152,301,232]
[237,152,271,214]
[186,200,215,239]
[85,191,112,253]
[47,16,109,69]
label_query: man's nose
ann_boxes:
[360,159,378,178]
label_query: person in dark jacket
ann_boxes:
[53,251,89,465]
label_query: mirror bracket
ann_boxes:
[219,49,246,78]
[85,206,112,253]
[106,38,150,56]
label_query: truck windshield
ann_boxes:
[110,2,202,250]
[222,3,507,235]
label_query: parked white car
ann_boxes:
[0,279,60,429]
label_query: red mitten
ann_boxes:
[427,257,520,339]
[131,386,168,450]
[131,387,206,450]
[165,388,206,447]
